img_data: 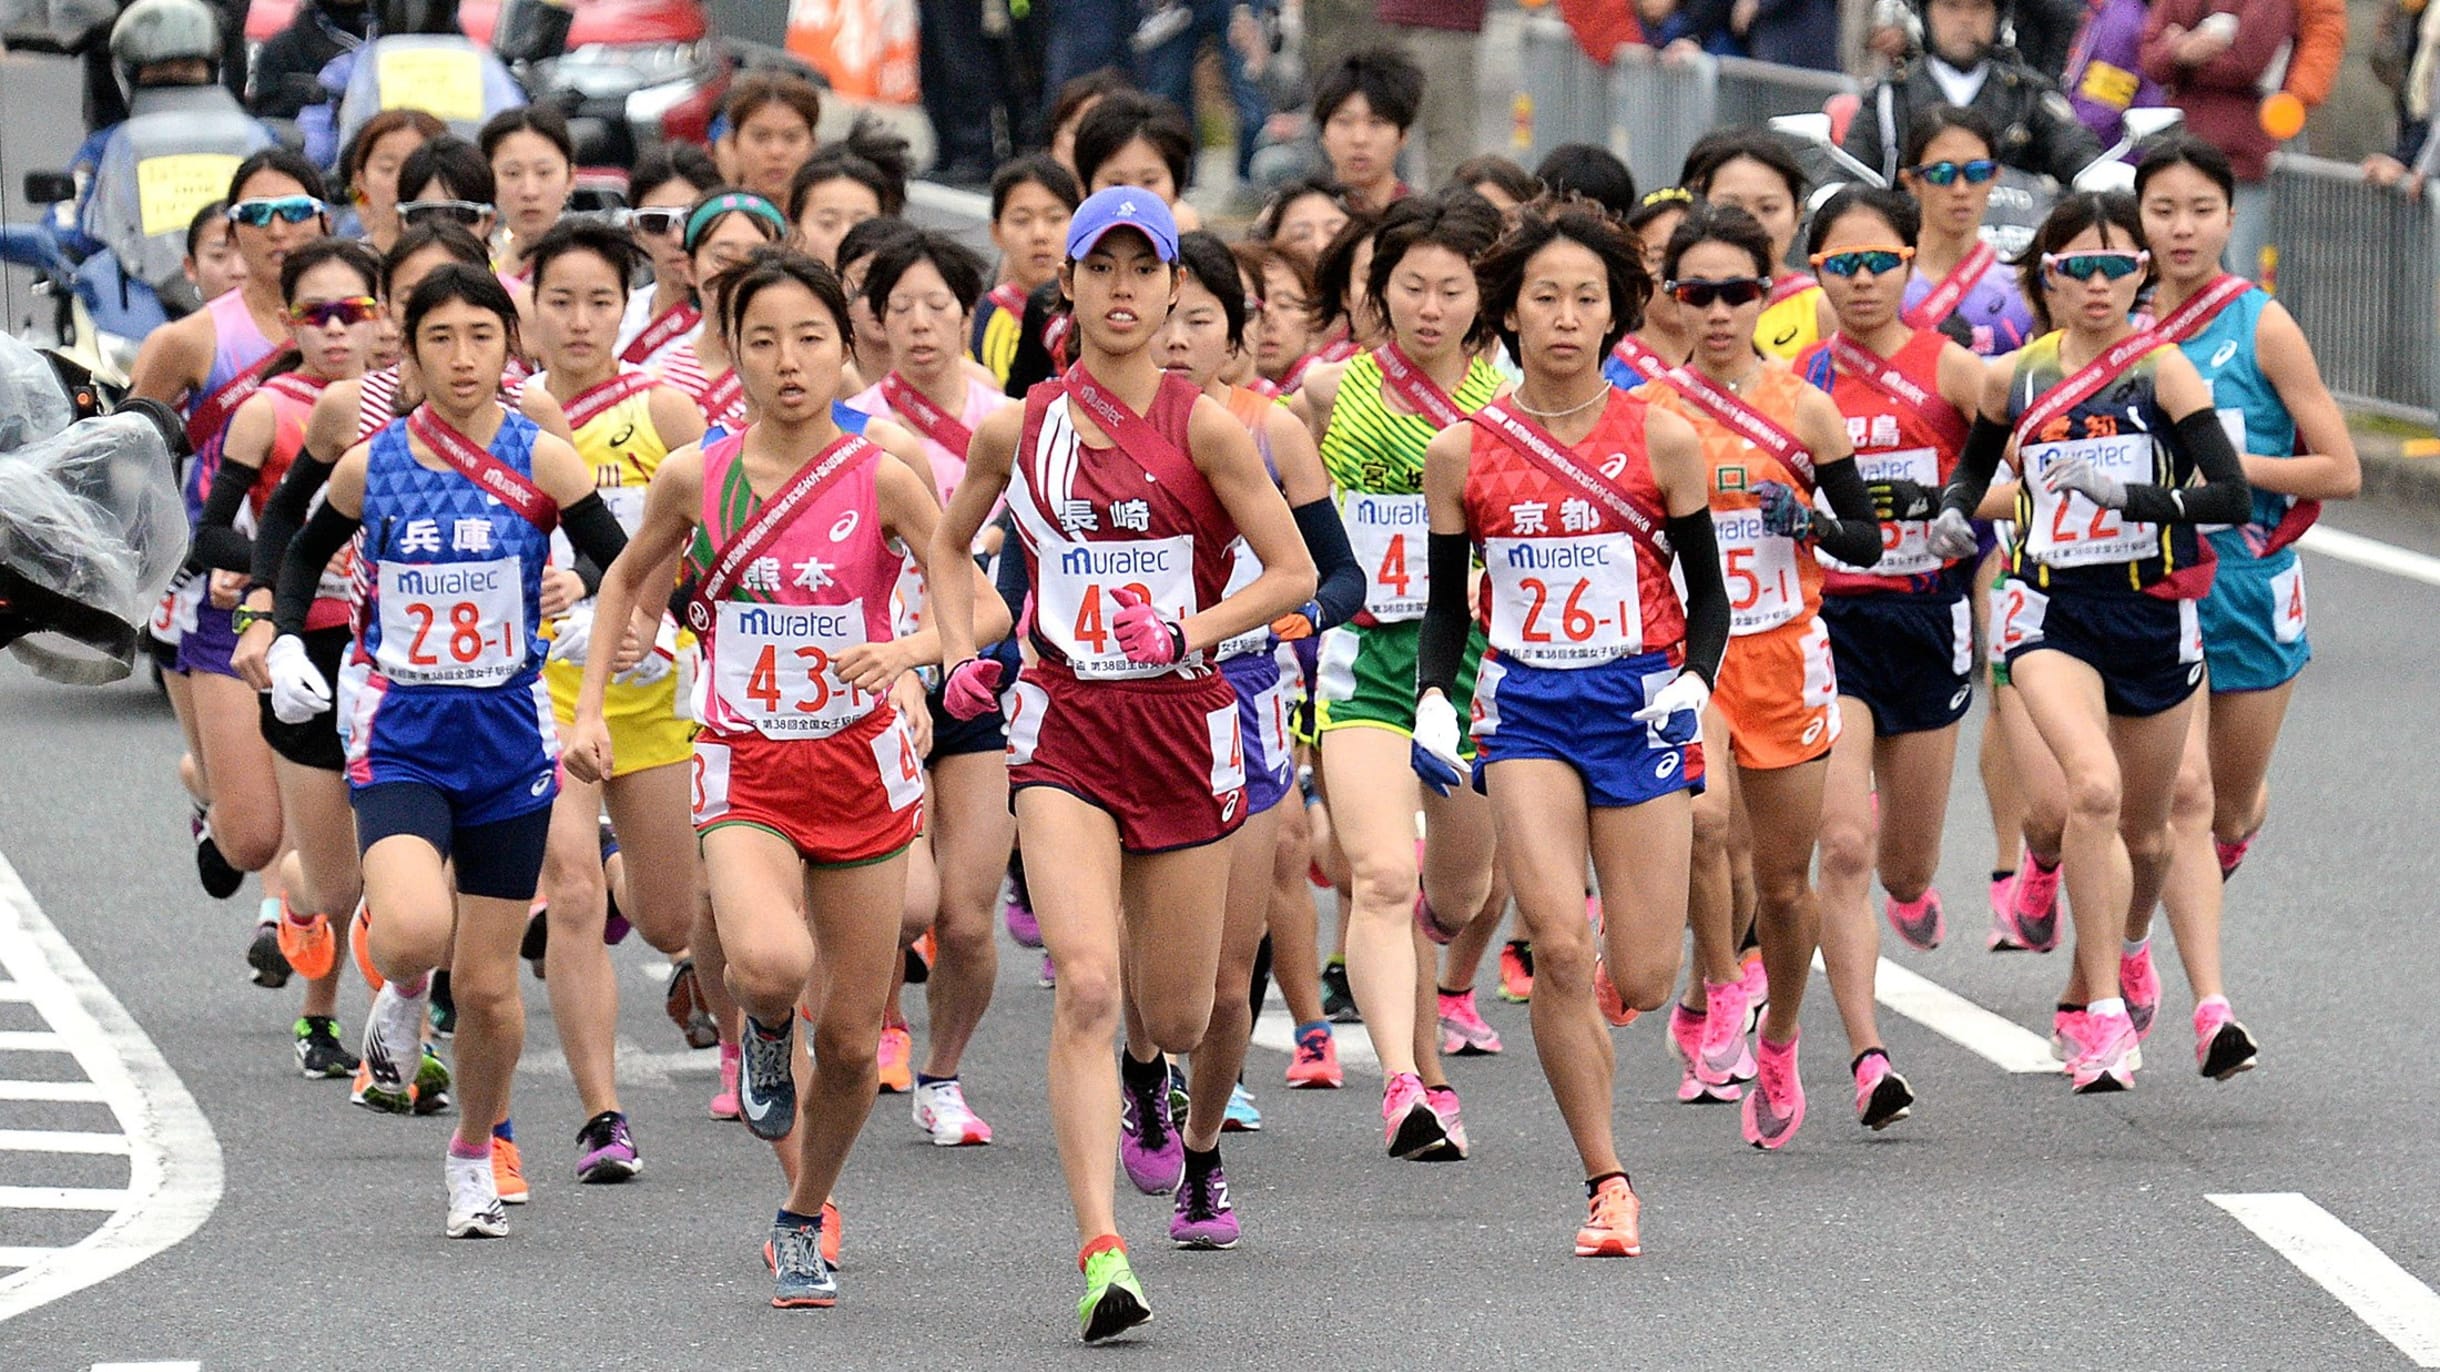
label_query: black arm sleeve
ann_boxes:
[250,449,335,592]
[2123,409,2252,525]
[993,509,1033,632]
[557,494,629,576]
[191,454,261,574]
[1939,414,2015,518]
[273,502,361,637]
[1416,531,1472,699]
[569,550,606,598]
[1291,497,1365,633]
[1668,510,1730,689]
[1809,457,1885,567]
[1004,283,1064,397]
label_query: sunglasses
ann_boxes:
[227,196,327,227]
[628,207,687,236]
[1663,277,1769,309]
[1811,245,1915,278]
[288,296,379,328]
[2042,250,2149,282]
[399,198,493,228]
[1908,159,1999,186]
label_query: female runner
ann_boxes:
[566,249,999,1306]
[1602,188,1695,392]
[526,219,711,1181]
[480,107,576,280]
[614,144,721,372]
[660,190,791,432]
[1926,192,2252,1093]
[788,121,911,269]
[1292,188,1507,1161]
[1683,132,1824,361]
[1634,203,1883,1148]
[263,264,630,1235]
[201,238,382,1075]
[339,109,445,257]
[928,188,1313,1341]
[1796,186,1986,1128]
[974,156,1081,387]
[2118,137,2355,1076]
[1419,200,1725,1252]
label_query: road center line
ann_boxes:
[2209,1192,2440,1367]
[2298,526,2440,588]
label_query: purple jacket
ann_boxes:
[2064,0,2166,144]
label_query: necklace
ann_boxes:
[1510,383,1610,420]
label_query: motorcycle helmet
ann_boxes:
[1910,0,2012,66]
[108,0,220,72]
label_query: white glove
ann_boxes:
[614,618,678,687]
[1410,690,1467,795]
[2042,455,2128,509]
[546,605,594,665]
[1632,670,1710,746]
[266,634,332,725]
[1925,507,1979,560]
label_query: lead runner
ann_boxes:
[928,188,1315,1342]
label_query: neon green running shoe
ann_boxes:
[411,1045,454,1116]
[1078,1246,1151,1343]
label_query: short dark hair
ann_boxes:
[1534,144,1637,219]
[789,118,914,220]
[723,71,823,140]
[1176,230,1249,351]
[1313,46,1423,131]
[835,216,918,279]
[229,147,329,205]
[1900,103,1999,170]
[1252,174,1350,244]
[397,135,493,207]
[278,237,382,302]
[478,105,573,165]
[1072,90,1195,192]
[1050,68,1136,143]
[1662,202,1777,281]
[1681,129,1807,204]
[719,247,856,354]
[185,199,230,259]
[2132,133,2237,205]
[1449,154,1541,206]
[861,228,988,316]
[1476,200,1650,360]
[403,262,522,359]
[991,154,1082,219]
[1233,240,1314,310]
[629,142,721,206]
[1804,184,1921,257]
[528,219,644,298]
[1365,189,1505,347]
[2018,191,2149,332]
[1309,207,1382,332]
[382,220,490,299]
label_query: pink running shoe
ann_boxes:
[1420,1085,1469,1161]
[1669,1004,1731,1103]
[1382,1072,1447,1159]
[1994,851,2063,953]
[1696,978,1756,1090]
[1988,870,2017,938]
[1285,1022,1343,1089]
[1436,988,1503,1056]
[2194,996,2259,1080]
[2069,1008,2138,1093]
[2214,834,2253,881]
[2120,944,2161,1041]
[1884,889,1947,952]
[1741,1032,1806,1150]
[1003,893,1042,949]
[1737,950,1769,1033]
[2050,1008,2087,1066]
[710,1040,742,1120]
[1852,1048,1913,1130]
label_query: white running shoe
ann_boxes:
[445,1152,509,1238]
[355,981,428,1114]
[911,1077,994,1146]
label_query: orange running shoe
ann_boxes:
[1574,1175,1643,1257]
[277,903,336,981]
[877,1022,914,1094]
[349,902,382,991]
[492,1136,530,1205]
[1591,957,1639,1028]
[906,930,936,985]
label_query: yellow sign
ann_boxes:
[136,153,242,239]
[378,46,485,124]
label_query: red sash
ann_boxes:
[1903,240,1996,330]
[563,370,659,431]
[701,369,746,428]
[262,371,331,408]
[1061,364,1231,536]
[1767,273,1817,307]
[684,431,873,633]
[985,282,1027,317]
[1827,332,1970,452]
[1316,335,1358,365]
[881,372,975,458]
[619,301,699,366]
[1663,364,1816,489]
[1373,343,1466,429]
[1468,399,1673,567]
[186,344,297,453]
[2148,273,2252,346]
[1610,335,1673,384]
[407,405,559,533]
[2010,331,2164,449]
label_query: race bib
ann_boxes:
[1341,491,1430,621]
[1252,673,1295,776]
[1713,508,1802,636]
[1035,536,1196,680]
[710,598,876,737]
[690,739,732,822]
[1483,535,1644,666]
[2270,561,2306,644]
[1819,447,1941,577]
[872,715,927,811]
[1216,539,1267,660]
[374,557,525,686]
[1206,702,1247,798]
[2024,435,2157,568]
[1995,579,2049,653]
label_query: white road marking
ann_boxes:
[0,982,29,1001]
[0,1129,131,1154]
[0,851,223,1325]
[517,1034,715,1088]
[0,1187,130,1211]
[2299,526,2440,588]
[90,1363,202,1371]
[2210,1192,2440,1367]
[0,1249,54,1269]
[1867,957,2060,1074]
[0,1030,70,1052]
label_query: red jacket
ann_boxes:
[2141,0,2296,180]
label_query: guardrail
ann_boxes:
[2264,153,2440,423]
[1510,15,1619,169]
[1608,44,1715,192]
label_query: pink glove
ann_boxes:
[1110,586,1185,666]
[942,656,1004,720]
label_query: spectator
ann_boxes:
[2013,0,2087,78]
[2061,0,2167,145]
[1725,0,1846,70]
[917,0,1003,187]
[1041,0,1136,127]
[2365,0,2440,188]
[2279,0,2347,113]
[2140,0,2292,274]
[1134,1,1272,183]
[1378,0,1486,184]
[1846,0,2104,183]
[1313,46,1423,212]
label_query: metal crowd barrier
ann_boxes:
[1608,44,1716,193]
[2263,153,2440,423]
[1510,14,1618,170]
[1710,55,1858,133]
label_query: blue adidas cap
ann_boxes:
[1065,186,1180,263]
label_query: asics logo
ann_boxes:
[531,771,552,797]
[2210,340,2239,368]
[1950,686,1972,711]
[1654,751,1681,780]
[830,510,860,542]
